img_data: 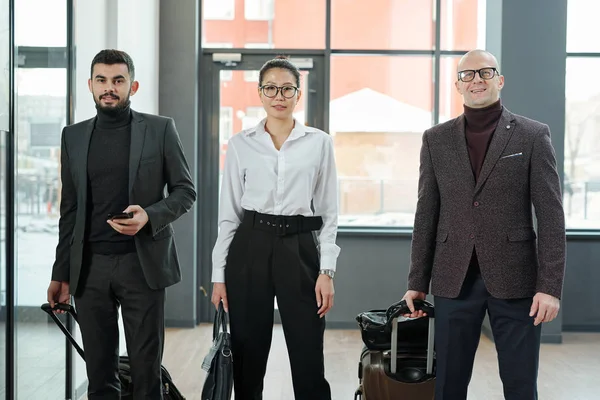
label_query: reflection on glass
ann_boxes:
[15,0,67,47]
[567,0,600,53]
[331,0,433,50]
[16,67,67,398]
[203,0,325,49]
[330,56,433,227]
[564,58,600,229]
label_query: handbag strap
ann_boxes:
[212,302,229,340]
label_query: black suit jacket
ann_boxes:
[408,107,566,300]
[51,110,196,295]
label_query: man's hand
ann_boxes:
[401,290,427,318]
[107,205,149,236]
[47,280,70,314]
[211,283,228,312]
[530,292,560,326]
[316,274,334,318]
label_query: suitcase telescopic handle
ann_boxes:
[41,303,85,360]
[388,299,435,377]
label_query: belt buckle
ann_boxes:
[274,216,287,236]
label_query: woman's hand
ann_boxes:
[211,283,228,312]
[315,274,334,318]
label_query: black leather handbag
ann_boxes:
[201,302,234,400]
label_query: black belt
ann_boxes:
[242,210,323,236]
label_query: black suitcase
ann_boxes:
[354,299,436,399]
[41,302,186,400]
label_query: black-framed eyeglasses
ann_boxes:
[457,67,498,82]
[259,85,299,99]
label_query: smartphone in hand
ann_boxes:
[107,212,134,220]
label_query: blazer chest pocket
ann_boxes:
[435,231,448,243]
[140,156,158,165]
[507,228,536,242]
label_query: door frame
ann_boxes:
[196,52,326,323]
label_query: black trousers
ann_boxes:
[434,270,542,400]
[74,251,165,400]
[225,212,331,400]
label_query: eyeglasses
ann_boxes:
[457,67,498,82]
[259,85,298,99]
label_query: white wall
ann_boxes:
[74,0,159,123]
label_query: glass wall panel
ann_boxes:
[331,0,434,50]
[0,0,8,393]
[330,55,433,227]
[564,57,600,229]
[440,0,485,50]
[567,0,600,53]
[14,0,68,398]
[439,55,464,121]
[203,0,326,49]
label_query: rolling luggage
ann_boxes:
[354,299,436,399]
[41,302,186,400]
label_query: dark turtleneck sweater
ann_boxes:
[463,99,503,275]
[85,103,136,254]
[464,99,503,182]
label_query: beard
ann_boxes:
[94,92,131,117]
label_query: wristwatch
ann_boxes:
[319,269,335,280]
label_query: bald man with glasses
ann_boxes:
[402,49,566,399]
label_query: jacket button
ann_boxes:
[474,201,480,207]
[470,234,475,239]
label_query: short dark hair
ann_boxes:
[258,55,300,88]
[90,49,135,80]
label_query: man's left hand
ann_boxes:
[107,205,149,236]
[530,292,560,326]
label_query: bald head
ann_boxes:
[455,49,504,109]
[457,49,499,73]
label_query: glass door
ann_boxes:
[198,53,326,322]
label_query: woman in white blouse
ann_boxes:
[210,56,340,399]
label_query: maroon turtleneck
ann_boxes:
[464,99,503,181]
[463,99,503,276]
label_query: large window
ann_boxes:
[13,0,69,398]
[565,0,600,229]
[202,0,326,49]
[329,0,485,227]
[331,56,432,226]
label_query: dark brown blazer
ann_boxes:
[408,107,566,300]
[51,110,197,295]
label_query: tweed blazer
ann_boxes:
[408,107,566,300]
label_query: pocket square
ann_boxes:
[500,152,523,159]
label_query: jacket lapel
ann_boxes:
[451,115,476,189]
[128,111,147,196]
[78,119,95,196]
[474,109,516,194]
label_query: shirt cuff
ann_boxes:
[319,243,341,271]
[211,267,225,283]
